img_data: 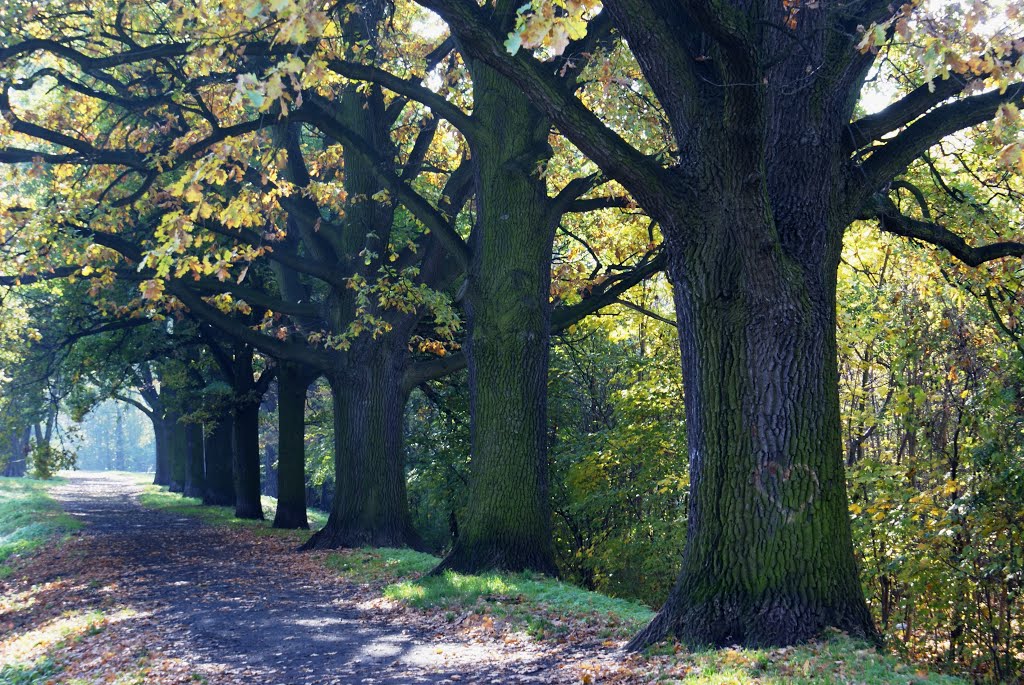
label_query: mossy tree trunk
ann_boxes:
[624,97,877,646]
[183,422,205,498]
[166,413,186,493]
[629,227,874,646]
[203,415,235,506]
[302,340,420,549]
[232,397,263,519]
[273,361,315,529]
[432,61,558,576]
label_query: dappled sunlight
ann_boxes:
[0,607,131,665]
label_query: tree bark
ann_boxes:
[273,361,313,529]
[183,421,206,498]
[203,415,235,506]
[432,61,558,575]
[152,416,171,486]
[629,238,875,646]
[301,342,420,550]
[166,413,186,493]
[2,428,29,477]
[232,399,263,519]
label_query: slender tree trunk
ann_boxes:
[302,343,420,549]
[264,444,278,497]
[114,409,126,471]
[432,62,557,575]
[183,422,205,498]
[232,400,263,519]
[273,362,312,529]
[203,415,235,506]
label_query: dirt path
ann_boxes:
[17,472,574,684]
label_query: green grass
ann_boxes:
[384,567,654,638]
[0,477,82,577]
[137,484,328,541]
[640,632,967,684]
[324,547,437,582]
[0,656,61,685]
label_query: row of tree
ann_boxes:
[0,0,1021,668]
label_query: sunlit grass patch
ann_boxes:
[0,607,145,685]
[0,609,113,666]
[384,568,654,640]
[138,485,329,539]
[0,477,81,577]
[324,547,438,583]
[640,634,967,684]
[0,655,60,685]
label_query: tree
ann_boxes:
[0,0,664,556]
[417,0,1024,647]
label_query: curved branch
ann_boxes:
[870,194,1024,267]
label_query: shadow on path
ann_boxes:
[50,471,557,684]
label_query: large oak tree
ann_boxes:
[416,0,1024,648]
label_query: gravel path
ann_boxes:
[45,471,564,684]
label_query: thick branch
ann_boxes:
[855,82,1024,199]
[326,59,477,136]
[169,283,337,369]
[414,0,670,204]
[845,75,968,151]
[871,195,1024,267]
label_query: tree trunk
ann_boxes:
[273,362,312,529]
[3,428,29,477]
[114,409,126,470]
[183,421,205,498]
[203,415,235,506]
[432,61,558,576]
[628,196,876,647]
[152,417,170,485]
[166,414,186,493]
[302,343,420,550]
[264,444,278,497]
[232,400,263,519]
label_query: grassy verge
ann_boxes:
[0,477,81,578]
[638,635,966,684]
[322,548,964,683]
[136,487,964,684]
[137,481,328,542]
